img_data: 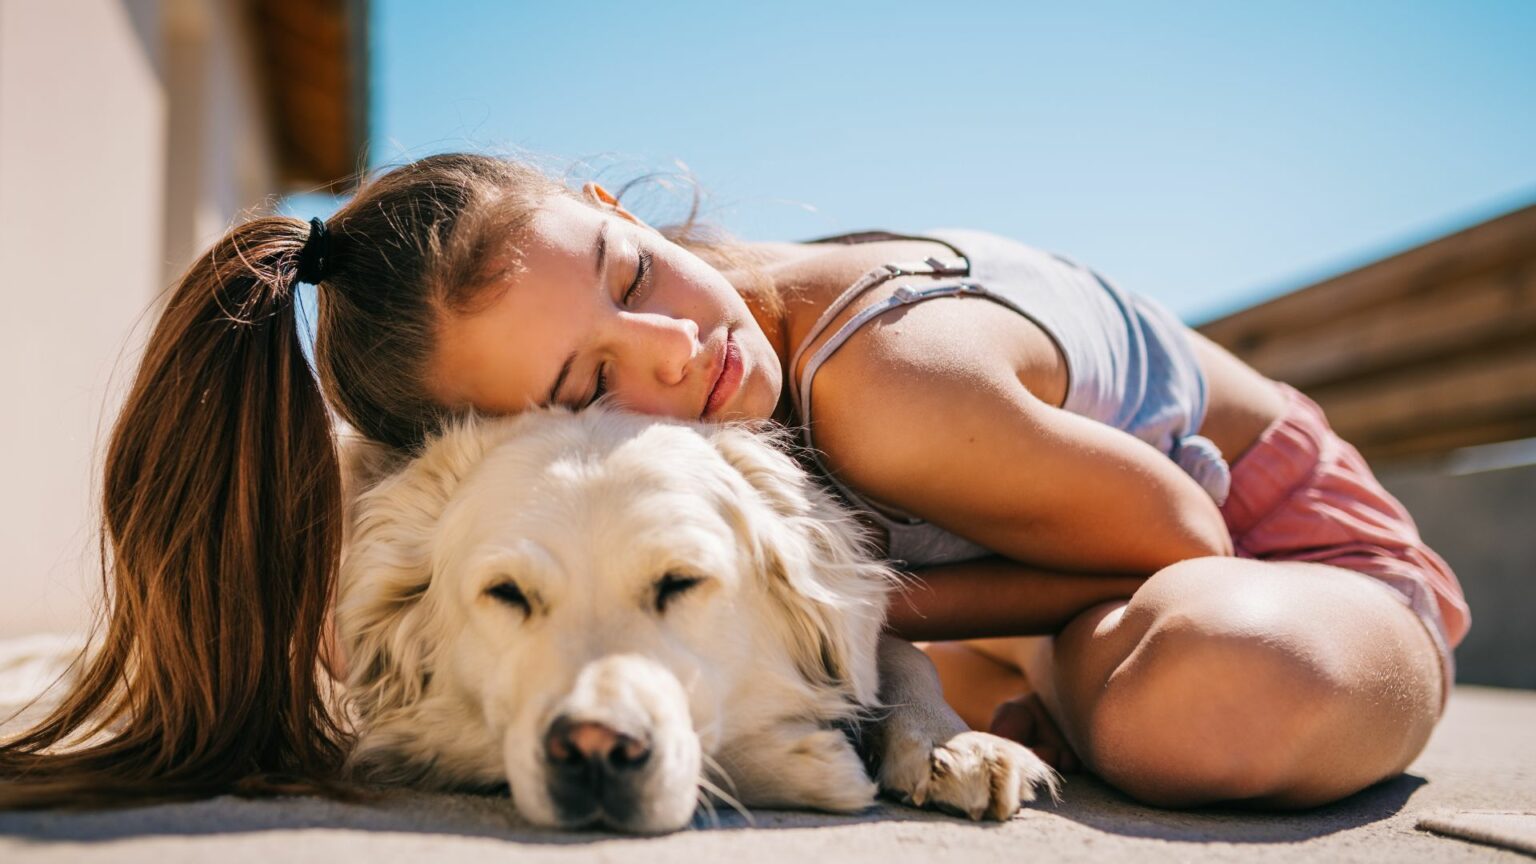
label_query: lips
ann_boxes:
[702,331,741,419]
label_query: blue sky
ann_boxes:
[299,0,1536,325]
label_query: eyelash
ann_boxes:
[586,249,653,408]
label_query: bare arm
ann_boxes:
[812,327,1231,580]
[885,556,1146,641]
[801,312,1232,640]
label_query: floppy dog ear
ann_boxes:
[334,426,405,545]
[707,424,895,710]
[336,426,401,498]
[338,415,523,740]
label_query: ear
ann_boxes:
[707,424,895,710]
[334,425,403,540]
[335,425,398,497]
[337,414,524,726]
[580,181,650,230]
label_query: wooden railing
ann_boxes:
[1198,203,1536,464]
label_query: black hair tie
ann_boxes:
[295,217,331,285]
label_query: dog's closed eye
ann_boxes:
[486,581,531,616]
[653,573,705,614]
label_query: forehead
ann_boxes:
[516,195,602,260]
[427,197,605,414]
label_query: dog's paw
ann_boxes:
[880,730,1059,821]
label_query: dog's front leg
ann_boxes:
[869,635,1059,820]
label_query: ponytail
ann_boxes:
[0,218,350,805]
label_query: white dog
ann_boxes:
[335,408,1057,833]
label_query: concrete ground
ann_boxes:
[2,683,1532,863]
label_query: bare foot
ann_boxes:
[990,691,1081,773]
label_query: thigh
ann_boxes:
[1044,557,1444,807]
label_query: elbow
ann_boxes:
[1184,505,1234,559]
[1149,495,1232,564]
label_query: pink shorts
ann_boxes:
[1218,383,1470,704]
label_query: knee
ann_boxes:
[1085,566,1350,806]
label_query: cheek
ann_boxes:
[664,596,740,732]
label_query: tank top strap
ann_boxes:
[800,279,997,418]
[794,279,1002,525]
[786,257,969,405]
[787,232,972,413]
[787,231,979,525]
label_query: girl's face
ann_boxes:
[428,186,786,425]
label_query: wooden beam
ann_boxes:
[1309,338,1536,452]
[1357,416,1536,463]
[1199,202,1536,464]
[247,0,367,190]
[1232,260,1536,389]
[1200,203,1536,349]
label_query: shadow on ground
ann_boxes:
[1050,772,1428,844]
[0,771,1428,847]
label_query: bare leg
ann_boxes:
[979,558,1444,808]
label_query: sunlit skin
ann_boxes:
[422,183,1444,811]
[429,185,795,426]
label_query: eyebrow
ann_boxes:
[544,223,610,407]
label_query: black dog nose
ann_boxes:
[545,716,652,823]
[545,716,651,772]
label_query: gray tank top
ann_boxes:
[790,228,1229,569]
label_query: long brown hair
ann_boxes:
[0,153,761,806]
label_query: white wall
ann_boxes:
[0,0,167,637]
[0,0,276,638]
[163,0,276,285]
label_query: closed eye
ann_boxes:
[654,572,705,614]
[584,248,654,409]
[486,581,531,615]
[624,248,653,305]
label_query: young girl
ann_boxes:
[2,153,1468,810]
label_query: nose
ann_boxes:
[545,716,652,769]
[545,715,651,820]
[615,312,699,389]
[544,715,652,821]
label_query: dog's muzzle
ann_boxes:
[518,654,701,832]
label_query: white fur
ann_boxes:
[336,407,1055,833]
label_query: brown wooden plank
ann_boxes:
[1199,203,1536,348]
[1233,261,1536,388]
[1358,416,1536,463]
[246,0,366,189]
[1309,339,1536,450]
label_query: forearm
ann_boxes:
[884,555,1145,642]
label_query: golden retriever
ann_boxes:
[335,408,1056,833]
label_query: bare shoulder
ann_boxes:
[793,254,1230,570]
[779,240,1069,411]
[789,258,1067,522]
[801,295,1044,514]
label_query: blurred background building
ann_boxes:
[0,0,366,639]
[0,1,1530,687]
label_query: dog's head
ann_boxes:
[336,408,894,833]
